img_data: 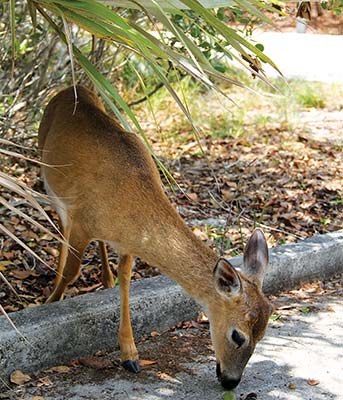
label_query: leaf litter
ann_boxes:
[1,59,343,312]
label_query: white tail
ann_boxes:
[39,86,272,389]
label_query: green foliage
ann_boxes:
[210,114,246,139]
[300,306,311,314]
[169,7,263,74]
[321,0,343,15]
[295,84,326,109]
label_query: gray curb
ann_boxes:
[1,229,343,383]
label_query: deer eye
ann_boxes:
[231,329,246,348]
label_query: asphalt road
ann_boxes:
[4,280,342,400]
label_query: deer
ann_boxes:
[38,85,273,390]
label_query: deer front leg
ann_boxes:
[118,254,141,373]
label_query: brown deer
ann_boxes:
[39,85,272,390]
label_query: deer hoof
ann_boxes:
[122,359,141,373]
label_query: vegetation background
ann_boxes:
[1,1,343,313]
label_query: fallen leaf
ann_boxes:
[40,233,53,241]
[10,370,31,385]
[191,320,203,329]
[37,376,53,386]
[197,312,209,323]
[223,392,236,400]
[2,251,15,259]
[0,261,12,269]
[288,383,297,390]
[192,228,208,241]
[64,287,79,297]
[222,189,235,201]
[307,379,320,386]
[79,283,102,293]
[49,365,70,373]
[140,359,157,367]
[156,372,178,382]
[150,331,160,337]
[10,270,37,279]
[187,192,198,202]
[77,356,112,369]
[44,246,59,257]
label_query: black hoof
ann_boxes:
[122,359,141,373]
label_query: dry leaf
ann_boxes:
[49,365,70,373]
[2,251,15,259]
[10,370,31,385]
[307,379,320,386]
[150,331,160,337]
[0,261,12,269]
[187,192,198,202]
[140,359,157,367]
[156,372,176,382]
[77,356,112,369]
[10,270,37,279]
[44,246,59,257]
[288,383,297,390]
[192,228,208,241]
[222,189,235,201]
[79,283,102,293]
[37,376,53,386]
[40,233,53,241]
[28,397,46,400]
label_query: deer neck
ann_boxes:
[135,208,218,306]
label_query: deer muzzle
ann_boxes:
[216,363,241,390]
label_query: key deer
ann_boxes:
[39,85,272,390]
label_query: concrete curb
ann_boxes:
[1,229,343,383]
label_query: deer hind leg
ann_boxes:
[98,241,115,288]
[118,254,141,373]
[46,222,89,303]
[51,219,71,291]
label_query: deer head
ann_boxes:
[206,229,272,390]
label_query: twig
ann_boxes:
[0,304,32,346]
[128,82,165,107]
[128,62,184,107]
[0,271,22,301]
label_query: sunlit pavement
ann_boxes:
[252,32,343,83]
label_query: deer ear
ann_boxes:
[213,258,242,298]
[243,229,269,285]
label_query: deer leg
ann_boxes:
[46,224,89,303]
[52,221,71,290]
[118,254,140,373]
[98,241,115,288]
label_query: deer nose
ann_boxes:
[220,376,241,390]
[216,363,241,390]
